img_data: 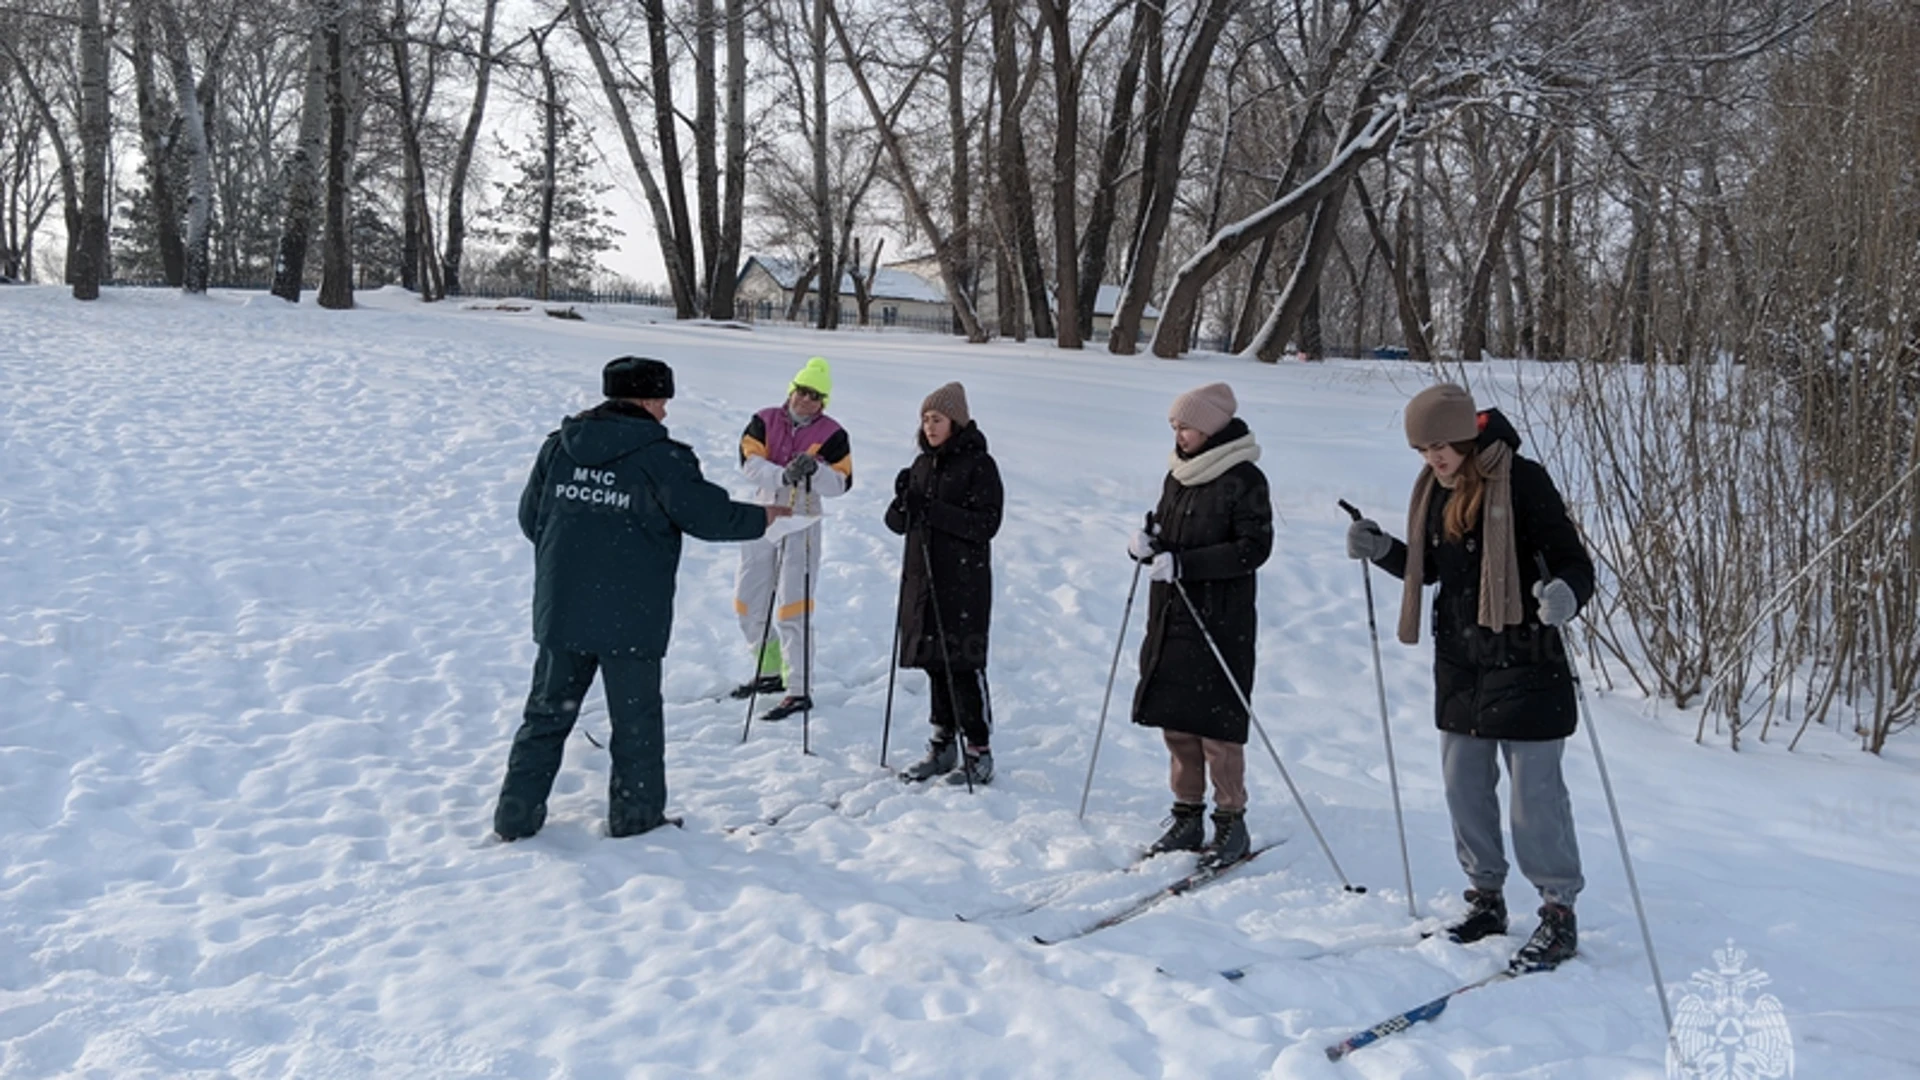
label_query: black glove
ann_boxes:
[782,454,820,485]
[894,468,912,497]
[903,488,931,520]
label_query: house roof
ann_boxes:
[743,256,949,304]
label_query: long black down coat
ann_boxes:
[1374,409,1596,741]
[884,422,1004,671]
[1131,419,1274,743]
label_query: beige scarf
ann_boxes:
[1168,431,1261,487]
[1397,440,1522,644]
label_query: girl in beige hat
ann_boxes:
[1128,382,1273,866]
[1345,383,1595,969]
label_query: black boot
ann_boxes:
[758,694,813,721]
[899,739,958,782]
[1199,808,1250,869]
[730,673,784,699]
[1446,888,1509,944]
[1512,903,1577,970]
[1148,802,1206,855]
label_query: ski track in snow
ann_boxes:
[1,285,1916,1078]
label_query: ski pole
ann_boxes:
[1078,521,1149,820]
[879,532,907,768]
[920,526,973,793]
[801,474,814,755]
[1534,553,1677,1050]
[740,531,787,744]
[1171,578,1363,893]
[1340,499,1417,917]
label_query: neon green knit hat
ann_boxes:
[790,356,833,405]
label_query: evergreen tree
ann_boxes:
[477,115,619,294]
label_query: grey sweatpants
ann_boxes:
[1439,732,1583,907]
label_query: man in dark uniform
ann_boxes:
[494,357,790,840]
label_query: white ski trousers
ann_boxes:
[733,525,821,691]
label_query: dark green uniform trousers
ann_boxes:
[493,647,668,839]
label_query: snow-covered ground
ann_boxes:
[2,284,1915,1079]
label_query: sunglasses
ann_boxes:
[792,387,824,402]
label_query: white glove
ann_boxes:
[1148,551,1180,583]
[1533,577,1578,626]
[1127,530,1158,562]
[1346,518,1392,561]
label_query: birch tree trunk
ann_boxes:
[318,0,356,311]
[710,0,746,318]
[272,18,327,302]
[129,1,186,287]
[153,0,213,294]
[70,0,111,300]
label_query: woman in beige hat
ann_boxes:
[1128,382,1273,867]
[1345,382,1595,969]
[887,382,1005,786]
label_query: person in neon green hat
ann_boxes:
[731,356,855,720]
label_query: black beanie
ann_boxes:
[603,356,675,400]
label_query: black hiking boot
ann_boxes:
[1148,803,1207,855]
[758,694,812,721]
[1446,888,1509,944]
[899,740,958,782]
[731,673,785,699]
[1198,808,1250,869]
[1512,903,1577,970]
[944,748,995,786]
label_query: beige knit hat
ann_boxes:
[920,381,970,427]
[1168,382,1237,437]
[1404,383,1480,447]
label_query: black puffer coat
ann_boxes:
[884,422,1003,671]
[1132,419,1274,743]
[1375,409,1596,740]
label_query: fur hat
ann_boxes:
[790,356,834,404]
[1404,383,1479,447]
[920,382,970,428]
[603,356,674,400]
[1168,382,1237,437]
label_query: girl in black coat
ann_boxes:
[1130,383,1273,866]
[886,382,1005,786]
[1346,383,1595,969]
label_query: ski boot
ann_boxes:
[944,748,994,786]
[899,739,958,782]
[730,673,784,700]
[1148,802,1206,855]
[1446,888,1508,944]
[758,694,813,721]
[1511,903,1577,970]
[1198,808,1249,869]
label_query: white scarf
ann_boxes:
[1168,431,1261,487]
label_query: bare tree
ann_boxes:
[1106,0,1240,353]
[317,0,358,310]
[826,0,986,341]
[440,0,496,296]
[69,0,110,299]
[271,11,328,302]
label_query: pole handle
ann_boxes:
[1338,498,1362,521]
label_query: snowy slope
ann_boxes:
[1,284,1915,1079]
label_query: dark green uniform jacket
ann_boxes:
[519,401,766,656]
